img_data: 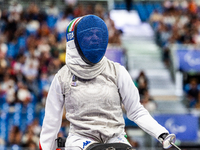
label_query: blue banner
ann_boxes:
[177,50,200,72]
[154,114,198,141]
[105,48,125,66]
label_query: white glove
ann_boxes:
[158,133,176,149]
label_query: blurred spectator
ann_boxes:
[26,20,40,36]
[0,137,5,146]
[40,84,49,107]
[25,3,40,21]
[31,118,42,137]
[37,37,50,53]
[8,0,23,23]
[134,71,156,112]
[21,124,39,148]
[39,72,50,90]
[163,0,172,11]
[6,1,22,43]
[26,35,37,50]
[22,47,39,82]
[184,78,200,108]
[149,10,163,25]
[16,82,31,105]
[0,38,8,81]
[94,4,105,19]
[0,73,16,105]
[38,23,51,38]
[57,38,67,64]
[195,91,200,109]
[135,71,148,93]
[5,79,16,105]
[25,140,38,150]
[45,3,59,30]
[48,56,62,75]
[0,36,8,55]
[45,2,59,17]
[162,46,171,67]
[105,14,122,46]
[8,0,23,15]
[55,14,71,41]
[57,5,73,33]
[65,0,77,7]
[73,4,86,18]
[38,51,51,75]
[137,79,148,97]
[140,89,157,112]
[48,33,59,58]
[188,0,198,14]
[8,126,22,146]
[64,5,74,20]
[13,54,26,83]
[180,0,189,11]
[85,4,94,15]
[157,22,172,47]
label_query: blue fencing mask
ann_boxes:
[66,15,108,65]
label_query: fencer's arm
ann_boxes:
[117,66,168,139]
[39,74,65,150]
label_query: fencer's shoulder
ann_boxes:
[106,58,122,69]
[56,65,72,95]
[104,58,122,79]
[57,65,72,81]
[57,65,70,75]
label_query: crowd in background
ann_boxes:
[2,0,200,149]
[150,0,200,67]
[149,0,200,109]
[0,0,123,149]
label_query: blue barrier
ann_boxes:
[176,49,200,72]
[105,47,125,66]
[154,114,198,141]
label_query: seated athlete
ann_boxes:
[39,15,176,150]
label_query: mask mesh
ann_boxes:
[75,15,108,64]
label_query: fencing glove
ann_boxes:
[158,133,176,149]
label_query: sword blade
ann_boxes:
[170,141,181,150]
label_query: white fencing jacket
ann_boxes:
[39,41,168,150]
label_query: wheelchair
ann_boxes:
[56,137,135,150]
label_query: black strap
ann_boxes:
[55,137,66,148]
[85,143,134,150]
